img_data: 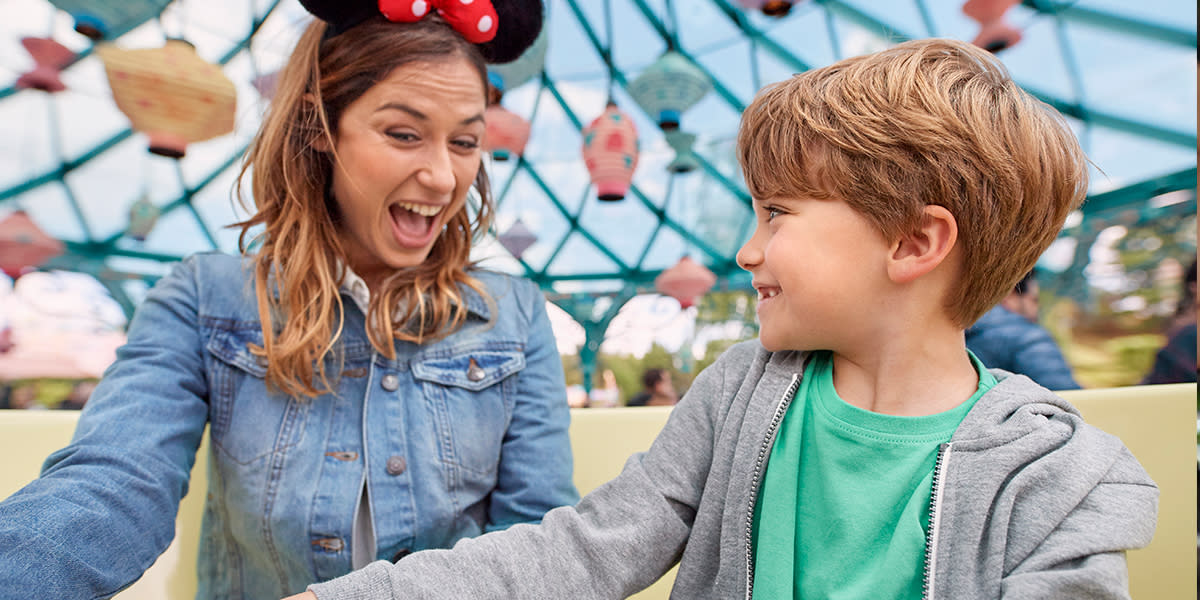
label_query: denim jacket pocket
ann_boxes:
[412,348,523,475]
[205,326,308,465]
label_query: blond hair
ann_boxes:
[738,38,1088,326]
[234,17,494,397]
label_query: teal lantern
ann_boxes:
[665,131,699,174]
[487,26,549,97]
[627,51,711,131]
[126,196,160,242]
[48,0,172,40]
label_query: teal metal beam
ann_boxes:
[1023,0,1197,49]
[807,0,1196,149]
[1079,167,1197,217]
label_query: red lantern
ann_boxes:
[0,211,65,279]
[17,37,75,93]
[738,0,800,17]
[484,104,531,161]
[97,39,237,158]
[581,103,639,202]
[962,0,1022,52]
[655,256,716,309]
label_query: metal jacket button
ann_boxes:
[386,455,407,475]
[467,358,485,382]
[381,374,400,391]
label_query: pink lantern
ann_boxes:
[738,0,800,17]
[581,102,639,202]
[97,39,237,159]
[484,104,531,161]
[962,0,1022,52]
[0,211,64,279]
[655,256,716,309]
[16,37,75,93]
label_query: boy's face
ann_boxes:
[736,195,891,353]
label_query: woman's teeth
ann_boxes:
[395,202,441,217]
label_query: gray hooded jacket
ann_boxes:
[311,341,1158,600]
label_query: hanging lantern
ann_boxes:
[0,211,64,279]
[97,39,237,159]
[665,130,699,174]
[582,102,639,202]
[16,37,75,93]
[126,196,160,241]
[655,256,716,310]
[962,0,1022,52]
[487,26,550,98]
[48,0,172,40]
[484,104,531,161]
[738,0,800,17]
[252,70,280,100]
[628,51,711,131]
[497,219,537,260]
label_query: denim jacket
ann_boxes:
[0,252,579,599]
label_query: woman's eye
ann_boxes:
[452,139,480,150]
[387,131,418,142]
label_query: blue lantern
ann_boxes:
[48,0,172,40]
[665,131,699,174]
[126,196,160,242]
[628,51,712,131]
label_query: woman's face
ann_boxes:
[327,56,486,286]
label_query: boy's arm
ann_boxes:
[305,352,731,600]
[999,447,1158,599]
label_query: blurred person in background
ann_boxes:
[966,269,1081,390]
[1141,259,1197,384]
[0,1,579,598]
[625,367,678,407]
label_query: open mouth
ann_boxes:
[388,201,444,248]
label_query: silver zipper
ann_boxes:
[744,373,801,600]
[922,442,952,600]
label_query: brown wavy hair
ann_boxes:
[738,38,1088,327]
[234,16,495,397]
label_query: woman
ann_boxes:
[0,1,577,597]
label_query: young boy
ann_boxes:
[292,38,1157,600]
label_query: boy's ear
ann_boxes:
[886,205,958,284]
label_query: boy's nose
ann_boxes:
[736,239,762,272]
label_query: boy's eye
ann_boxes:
[765,207,782,222]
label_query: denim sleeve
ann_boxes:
[1010,326,1081,391]
[0,257,210,598]
[484,280,580,531]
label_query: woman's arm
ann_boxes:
[0,257,210,596]
[485,281,579,530]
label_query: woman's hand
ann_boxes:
[281,592,318,600]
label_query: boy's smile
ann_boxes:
[737,195,891,353]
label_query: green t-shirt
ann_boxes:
[751,351,997,599]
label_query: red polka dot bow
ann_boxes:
[378,0,499,43]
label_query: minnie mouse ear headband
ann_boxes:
[299,0,544,64]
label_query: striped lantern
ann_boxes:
[17,38,75,93]
[581,103,639,202]
[628,51,711,131]
[738,0,799,17]
[487,26,550,97]
[0,211,64,279]
[484,104,531,161]
[962,0,1022,52]
[97,39,237,159]
[655,256,716,310]
[48,0,172,40]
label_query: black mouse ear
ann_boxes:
[477,0,545,64]
[298,0,378,36]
